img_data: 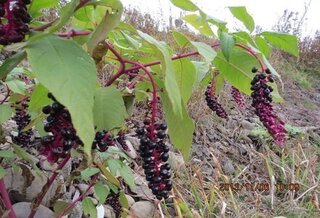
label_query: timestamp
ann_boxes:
[219,182,300,192]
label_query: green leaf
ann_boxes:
[254,36,271,58]
[173,59,196,104]
[81,167,100,181]
[229,6,255,32]
[120,31,141,49]
[0,167,5,179]
[261,32,299,57]
[182,14,214,37]
[161,93,195,160]
[0,104,13,123]
[87,1,123,55]
[119,191,129,217]
[119,163,136,191]
[0,150,15,159]
[5,79,27,95]
[107,159,122,176]
[138,31,182,116]
[93,86,127,131]
[170,0,199,11]
[192,61,211,88]
[29,0,59,18]
[191,41,216,63]
[232,31,256,46]
[82,198,97,218]
[214,49,283,102]
[28,83,51,112]
[172,31,191,48]
[0,51,26,80]
[26,36,96,161]
[220,32,235,61]
[94,182,110,204]
[214,73,225,94]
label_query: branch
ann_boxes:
[105,43,126,86]
[0,84,10,105]
[57,30,91,38]
[28,154,71,218]
[0,179,16,218]
[56,175,98,218]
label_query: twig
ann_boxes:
[57,175,98,218]
[0,179,16,218]
[0,84,10,105]
[28,154,71,218]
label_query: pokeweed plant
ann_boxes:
[0,0,298,217]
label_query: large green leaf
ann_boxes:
[182,14,214,36]
[87,0,123,55]
[254,36,271,58]
[0,104,13,123]
[220,32,235,61]
[214,49,283,102]
[161,93,195,160]
[173,59,196,104]
[119,163,136,191]
[93,86,127,131]
[261,32,299,57]
[191,41,216,63]
[26,35,96,160]
[82,198,97,218]
[138,31,182,116]
[170,0,199,11]
[0,51,26,80]
[229,6,255,32]
[192,61,211,88]
[172,31,191,48]
[28,83,51,112]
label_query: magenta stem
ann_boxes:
[0,179,16,218]
[105,43,126,86]
[56,175,98,218]
[124,60,158,140]
[57,30,91,38]
[28,155,71,218]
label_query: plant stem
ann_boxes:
[0,179,16,218]
[0,84,10,105]
[28,154,71,218]
[124,60,158,140]
[57,30,91,38]
[56,175,98,218]
[105,43,126,86]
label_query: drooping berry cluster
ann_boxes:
[0,0,32,45]
[205,81,228,119]
[136,119,172,200]
[250,67,287,146]
[92,130,115,152]
[105,191,121,218]
[231,86,246,109]
[40,93,82,163]
[11,98,33,147]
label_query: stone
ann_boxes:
[168,151,184,170]
[125,194,135,207]
[241,120,256,130]
[222,160,235,175]
[124,140,137,159]
[104,205,116,218]
[130,201,156,218]
[13,202,55,218]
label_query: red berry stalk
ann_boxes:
[231,86,246,109]
[205,79,228,119]
[250,67,287,146]
[0,0,32,45]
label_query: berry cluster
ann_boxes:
[116,130,130,151]
[40,93,82,163]
[11,98,33,147]
[231,86,246,109]
[250,67,287,146]
[136,119,172,200]
[0,0,32,45]
[205,82,228,119]
[105,191,122,218]
[92,130,115,152]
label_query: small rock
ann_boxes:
[169,151,185,170]
[126,136,140,150]
[13,202,55,218]
[124,140,137,159]
[241,120,256,130]
[104,205,116,218]
[77,184,93,195]
[125,194,135,207]
[130,201,156,218]
[222,160,235,174]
